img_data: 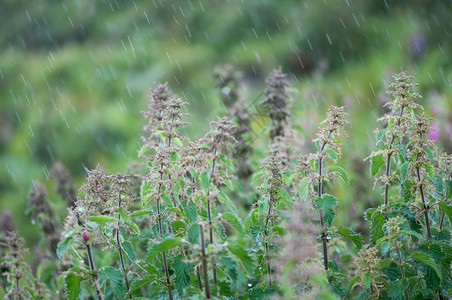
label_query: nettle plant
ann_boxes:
[3,70,452,300]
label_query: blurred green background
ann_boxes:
[1,0,452,248]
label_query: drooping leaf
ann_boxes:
[125,275,156,298]
[376,129,386,146]
[57,236,73,259]
[201,172,210,195]
[298,177,309,201]
[218,190,238,214]
[146,237,182,262]
[173,255,191,292]
[118,207,140,234]
[219,153,234,171]
[370,154,384,177]
[64,273,84,300]
[122,240,137,262]
[227,240,255,275]
[222,212,245,235]
[326,166,350,185]
[185,201,197,222]
[411,251,442,280]
[187,222,199,244]
[98,266,124,298]
[337,227,363,249]
[438,202,452,222]
[325,149,338,163]
[370,212,385,244]
[400,162,410,185]
[129,209,153,217]
[88,215,118,223]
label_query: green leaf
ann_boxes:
[98,266,124,298]
[219,153,234,171]
[222,212,245,235]
[129,209,153,217]
[185,201,197,222]
[370,212,385,244]
[325,149,338,164]
[314,194,338,227]
[370,154,384,177]
[363,273,371,289]
[173,255,191,292]
[173,180,183,203]
[227,240,255,275]
[400,229,425,241]
[400,162,410,184]
[187,222,199,244]
[88,215,118,223]
[376,129,386,146]
[122,240,136,262]
[337,227,363,249]
[424,147,434,163]
[146,237,182,262]
[249,225,264,248]
[118,207,140,234]
[326,166,350,185]
[57,237,73,259]
[125,275,156,298]
[201,171,210,195]
[411,251,442,280]
[298,177,309,201]
[438,202,452,222]
[388,278,408,298]
[64,273,83,300]
[218,191,238,214]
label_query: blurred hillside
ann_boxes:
[1,0,452,246]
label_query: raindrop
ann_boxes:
[144,11,151,24]
[326,33,332,45]
[369,81,375,96]
[254,51,261,63]
[251,27,258,39]
[28,124,35,138]
[247,283,252,287]
[352,13,360,27]
[31,219,36,225]
[166,52,173,64]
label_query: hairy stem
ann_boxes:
[196,265,203,291]
[15,276,21,300]
[264,203,273,286]
[200,224,211,299]
[439,174,450,231]
[157,167,173,300]
[394,241,409,300]
[384,106,405,206]
[415,148,432,239]
[86,244,103,300]
[318,133,331,271]
[206,146,218,286]
[116,195,131,298]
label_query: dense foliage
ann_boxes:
[1,70,451,299]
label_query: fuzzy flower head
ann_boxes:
[355,246,385,299]
[313,105,350,158]
[261,67,291,140]
[386,71,422,110]
[259,156,284,205]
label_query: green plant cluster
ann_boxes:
[1,71,451,300]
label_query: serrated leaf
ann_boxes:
[219,153,234,171]
[388,278,408,298]
[326,166,350,185]
[337,227,363,249]
[218,252,238,281]
[314,194,338,227]
[298,177,309,201]
[173,255,190,292]
[249,225,264,248]
[325,149,338,163]
[400,162,410,185]
[201,172,210,195]
[227,240,255,275]
[64,273,83,300]
[218,191,238,214]
[222,212,245,235]
[185,201,197,222]
[125,275,156,298]
[400,229,424,241]
[411,251,442,280]
[376,129,386,146]
[424,147,434,163]
[187,222,199,244]
[98,266,124,298]
[57,237,73,259]
[122,240,136,262]
[173,180,183,203]
[370,154,384,177]
[118,207,140,234]
[88,215,118,223]
[146,237,182,262]
[370,212,385,244]
[439,202,452,222]
[130,209,153,217]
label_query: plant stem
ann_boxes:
[264,203,273,286]
[206,146,218,286]
[15,276,21,300]
[116,195,131,298]
[394,241,409,300]
[439,174,450,231]
[318,133,331,271]
[414,140,432,239]
[157,167,173,300]
[86,244,103,300]
[196,265,203,291]
[384,106,405,206]
[200,224,211,299]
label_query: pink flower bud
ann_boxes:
[81,230,90,243]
